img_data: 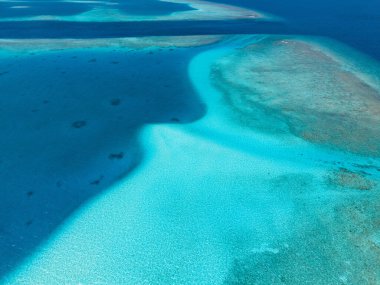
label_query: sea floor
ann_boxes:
[1,35,379,284]
[0,0,265,22]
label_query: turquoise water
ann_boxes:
[0,42,206,279]
[0,0,259,22]
[0,0,193,18]
[1,35,379,284]
[1,1,380,284]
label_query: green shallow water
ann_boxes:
[2,36,380,284]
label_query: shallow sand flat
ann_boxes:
[0,0,265,22]
[156,0,262,21]
[3,36,380,285]
[3,125,304,284]
[0,35,223,52]
[211,36,380,157]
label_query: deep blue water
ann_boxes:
[0,45,206,278]
[0,20,288,38]
[0,1,91,17]
[0,0,379,60]
[213,0,380,60]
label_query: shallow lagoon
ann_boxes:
[0,36,207,279]
[1,35,379,284]
[0,0,263,22]
[1,0,380,284]
[0,0,193,18]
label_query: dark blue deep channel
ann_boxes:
[0,0,379,59]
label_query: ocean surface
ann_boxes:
[0,1,380,284]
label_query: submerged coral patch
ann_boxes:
[71,120,87,129]
[224,196,380,285]
[90,175,104,186]
[328,167,377,191]
[0,35,223,52]
[110,98,121,106]
[108,152,124,160]
[211,37,380,156]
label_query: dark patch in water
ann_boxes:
[88,58,96,63]
[90,175,104,186]
[352,163,380,172]
[110,98,121,106]
[71,120,87,129]
[26,191,34,197]
[108,152,124,160]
